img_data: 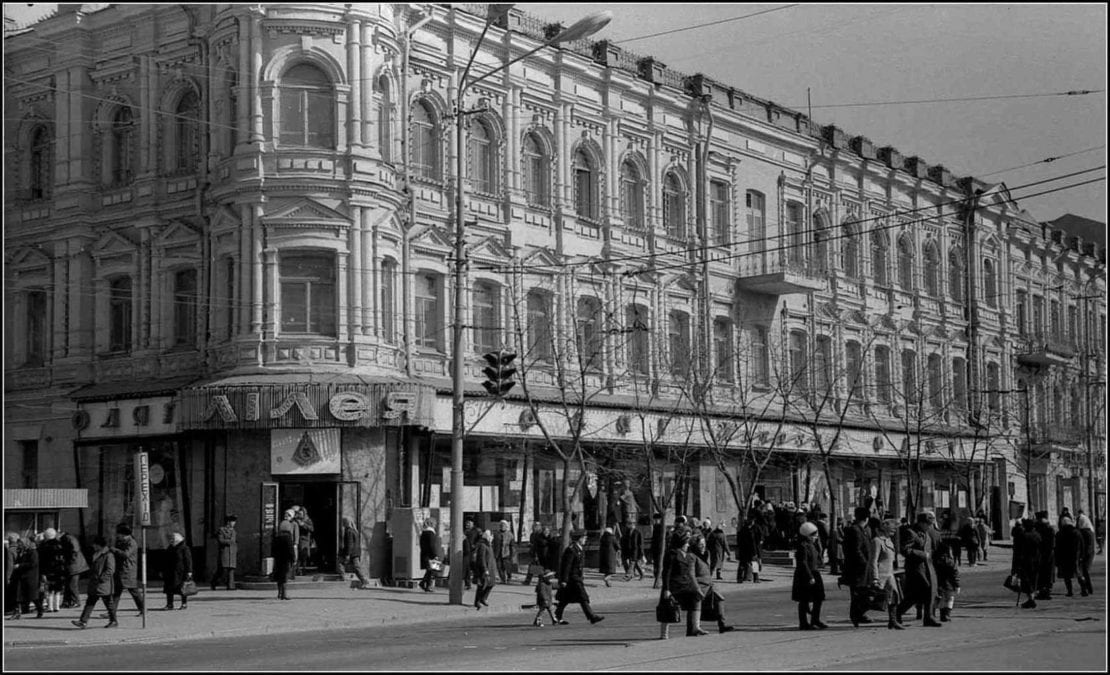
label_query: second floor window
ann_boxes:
[751,326,770,386]
[714,317,734,383]
[814,335,832,395]
[468,118,497,194]
[279,252,336,336]
[710,180,730,245]
[108,276,133,352]
[786,202,806,267]
[29,126,51,199]
[620,160,645,230]
[789,330,808,391]
[279,64,334,148]
[949,248,965,303]
[576,296,603,370]
[746,190,764,253]
[25,288,47,367]
[875,345,892,404]
[1015,290,1028,335]
[927,353,944,409]
[527,290,553,361]
[627,304,650,375]
[522,133,550,207]
[414,273,443,350]
[952,356,968,410]
[986,362,1001,412]
[173,269,197,347]
[472,281,501,354]
[983,259,997,308]
[573,149,599,221]
[901,349,917,403]
[664,172,686,238]
[668,310,691,376]
[175,90,200,172]
[845,340,863,400]
[412,100,440,180]
[110,107,135,185]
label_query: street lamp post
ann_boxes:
[448,7,611,606]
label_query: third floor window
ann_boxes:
[279,64,334,148]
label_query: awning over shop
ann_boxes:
[69,376,201,402]
[4,489,88,510]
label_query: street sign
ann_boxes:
[135,452,151,527]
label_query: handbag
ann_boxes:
[428,558,443,573]
[862,585,888,611]
[180,579,199,597]
[655,595,682,624]
[1003,573,1021,593]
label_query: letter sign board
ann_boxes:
[135,452,151,527]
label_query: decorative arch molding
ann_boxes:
[156,77,203,116]
[521,124,556,158]
[92,94,138,131]
[570,136,605,168]
[618,149,650,179]
[263,45,348,86]
[812,207,833,229]
[661,163,691,192]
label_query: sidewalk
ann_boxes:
[2,544,1014,648]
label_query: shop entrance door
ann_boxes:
[279,480,338,574]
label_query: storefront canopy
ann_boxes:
[4,489,88,510]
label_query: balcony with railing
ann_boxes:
[1014,330,1077,367]
[736,247,826,294]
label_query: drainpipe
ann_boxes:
[400,7,434,377]
[695,95,713,381]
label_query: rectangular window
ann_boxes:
[875,346,892,404]
[25,288,47,366]
[527,292,553,361]
[1050,299,1061,339]
[109,276,133,352]
[628,305,649,375]
[575,168,596,220]
[710,181,730,245]
[901,349,918,403]
[952,357,968,410]
[751,326,770,386]
[173,269,197,347]
[987,363,1001,412]
[928,354,944,409]
[789,331,808,392]
[669,311,691,377]
[845,341,863,400]
[1068,305,1078,347]
[577,297,603,371]
[415,273,442,350]
[279,252,336,336]
[814,335,832,394]
[472,282,500,354]
[746,191,765,254]
[20,440,38,489]
[714,318,733,383]
[1032,295,1044,336]
[381,260,396,344]
[1015,290,1028,336]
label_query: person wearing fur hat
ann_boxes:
[38,528,66,613]
[792,521,827,630]
[1054,516,1083,597]
[161,532,193,610]
[660,527,705,639]
[841,506,874,627]
[896,512,942,626]
[1033,511,1056,600]
[554,530,604,626]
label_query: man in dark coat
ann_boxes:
[338,516,370,589]
[1055,517,1083,597]
[524,522,548,585]
[8,534,43,619]
[58,529,88,608]
[462,519,480,590]
[211,515,239,591]
[472,530,498,609]
[1013,518,1042,608]
[896,511,942,626]
[492,520,516,584]
[418,519,442,593]
[72,535,116,628]
[841,506,874,626]
[162,532,193,610]
[109,524,144,615]
[650,513,665,589]
[621,517,645,581]
[554,530,604,625]
[1033,511,1056,600]
[735,514,763,583]
[707,524,729,581]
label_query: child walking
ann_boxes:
[934,540,961,621]
[532,570,557,627]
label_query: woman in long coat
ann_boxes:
[792,522,826,630]
[599,527,620,587]
[1076,513,1096,596]
[38,529,66,613]
[866,518,902,629]
[161,532,193,610]
[1055,517,1083,596]
[660,528,704,638]
[472,530,497,610]
[1013,518,1042,608]
[9,535,43,619]
[418,519,442,593]
[272,526,295,600]
[896,515,940,625]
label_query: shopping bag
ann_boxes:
[1003,573,1021,593]
[180,580,199,597]
[655,595,682,623]
[862,585,888,611]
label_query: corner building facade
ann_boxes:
[5,3,1106,576]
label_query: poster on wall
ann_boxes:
[270,428,341,474]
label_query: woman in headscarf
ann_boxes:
[472,529,497,610]
[38,528,66,613]
[162,532,192,610]
[792,521,827,630]
[272,515,295,600]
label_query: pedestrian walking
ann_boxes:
[278,509,299,580]
[554,529,604,626]
[462,519,480,590]
[70,535,116,629]
[896,512,941,626]
[1012,518,1041,608]
[1033,511,1056,600]
[338,517,370,589]
[108,524,145,616]
[599,526,620,587]
[531,570,557,626]
[975,515,992,563]
[272,522,295,600]
[650,513,665,589]
[659,528,704,639]
[472,529,497,610]
[621,517,645,581]
[707,523,729,581]
[735,513,763,583]
[841,506,873,627]
[211,515,238,591]
[692,535,734,633]
[827,515,842,575]
[959,517,980,566]
[1055,516,1083,597]
[1076,512,1096,596]
[866,518,903,630]
[7,534,43,620]
[58,529,88,608]
[162,532,193,610]
[524,522,547,585]
[940,510,962,566]
[38,528,66,613]
[418,518,442,593]
[793,522,827,630]
[545,526,562,575]
[294,507,315,575]
[492,520,516,584]
[933,540,960,622]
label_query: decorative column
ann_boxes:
[250,8,264,144]
[236,14,250,148]
[347,17,363,147]
[349,206,363,336]
[251,204,264,336]
[361,22,374,153]
[337,251,350,344]
[239,204,252,335]
[52,251,67,360]
[263,247,278,339]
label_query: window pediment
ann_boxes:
[262,198,350,229]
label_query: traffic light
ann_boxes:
[481,350,517,397]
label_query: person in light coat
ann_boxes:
[71,535,116,629]
[211,515,238,591]
[1076,512,1096,596]
[866,518,903,629]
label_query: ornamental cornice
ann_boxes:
[264,18,346,38]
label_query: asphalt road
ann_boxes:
[5,563,1105,671]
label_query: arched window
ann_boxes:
[377,75,392,162]
[573,148,599,221]
[411,99,440,180]
[29,126,50,199]
[871,229,889,286]
[468,117,498,194]
[522,133,550,207]
[842,222,861,279]
[172,268,198,347]
[948,247,965,303]
[663,172,686,238]
[813,213,830,274]
[983,259,997,308]
[110,107,135,185]
[627,304,649,375]
[746,190,765,253]
[576,296,603,370]
[668,310,691,376]
[897,234,915,291]
[175,90,200,172]
[279,63,334,148]
[527,290,553,361]
[472,280,501,353]
[786,201,806,266]
[620,160,645,230]
[923,242,941,297]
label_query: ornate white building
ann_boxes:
[5,3,1106,577]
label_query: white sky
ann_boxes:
[6,3,1106,223]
